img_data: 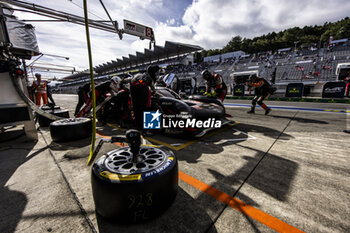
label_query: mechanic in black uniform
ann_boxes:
[246,76,273,115]
[74,83,90,116]
[201,69,227,101]
[130,65,160,130]
[75,78,120,117]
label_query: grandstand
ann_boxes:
[55,41,202,93]
[55,39,350,97]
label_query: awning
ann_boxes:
[278,47,291,52]
[330,38,348,44]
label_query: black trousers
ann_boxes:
[75,90,88,116]
[130,85,151,130]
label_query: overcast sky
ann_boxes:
[9,0,350,79]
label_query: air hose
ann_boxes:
[83,0,97,166]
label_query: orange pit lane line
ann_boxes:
[179,171,304,233]
[96,131,125,147]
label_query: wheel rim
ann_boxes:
[104,146,168,174]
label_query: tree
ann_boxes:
[222,36,242,53]
[200,17,350,57]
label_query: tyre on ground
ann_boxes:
[37,109,69,127]
[49,117,92,142]
[91,146,178,224]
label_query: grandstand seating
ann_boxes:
[55,44,350,97]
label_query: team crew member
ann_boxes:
[246,76,272,115]
[46,81,55,106]
[74,83,90,116]
[201,69,227,101]
[130,65,160,130]
[75,78,120,117]
[32,73,47,106]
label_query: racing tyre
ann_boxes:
[91,147,178,223]
[50,117,92,142]
[37,109,70,127]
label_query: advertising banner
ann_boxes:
[234,85,245,96]
[286,83,304,97]
[322,82,346,98]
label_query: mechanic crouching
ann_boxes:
[74,77,120,117]
[201,69,227,101]
[130,65,160,130]
[246,76,273,115]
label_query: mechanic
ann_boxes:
[246,76,273,115]
[32,73,47,106]
[46,81,55,106]
[74,82,90,116]
[155,68,167,87]
[130,65,160,130]
[98,76,130,123]
[75,78,120,117]
[201,69,227,101]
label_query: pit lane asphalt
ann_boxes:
[0,94,349,233]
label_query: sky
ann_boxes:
[8,0,350,79]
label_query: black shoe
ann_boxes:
[344,129,350,134]
[265,108,271,115]
[247,109,255,114]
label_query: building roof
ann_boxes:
[63,41,202,80]
[94,41,202,73]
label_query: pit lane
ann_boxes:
[1,94,349,233]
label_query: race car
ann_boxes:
[98,86,231,137]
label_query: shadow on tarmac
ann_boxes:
[95,187,218,233]
[271,115,329,124]
[172,123,297,232]
[202,146,298,232]
[0,135,38,233]
[176,122,294,164]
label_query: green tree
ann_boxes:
[201,17,350,57]
[222,36,242,53]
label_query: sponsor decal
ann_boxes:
[100,171,141,181]
[289,87,300,93]
[324,87,344,93]
[143,157,174,178]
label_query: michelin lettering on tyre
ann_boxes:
[142,156,174,179]
[93,147,175,183]
[95,155,175,182]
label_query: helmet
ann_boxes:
[35,73,41,78]
[159,68,166,75]
[147,65,160,80]
[110,76,121,92]
[201,69,211,80]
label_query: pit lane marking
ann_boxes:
[179,171,305,233]
[144,122,240,151]
[212,128,257,144]
[224,103,350,114]
[104,122,256,150]
[95,131,159,148]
